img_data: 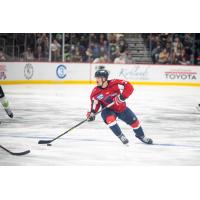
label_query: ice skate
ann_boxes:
[136,135,153,145]
[118,134,129,145]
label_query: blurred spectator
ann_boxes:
[102,40,109,54]
[159,33,168,48]
[51,39,61,61]
[109,43,118,61]
[22,48,34,61]
[55,33,62,43]
[114,53,126,64]
[151,45,161,63]
[108,33,117,43]
[34,45,42,61]
[85,46,92,61]
[36,33,49,60]
[173,49,181,64]
[118,35,128,53]
[92,43,101,59]
[90,33,98,44]
[158,48,169,64]
[184,46,193,61]
[149,35,157,51]
[79,35,89,49]
[183,34,193,47]
[99,34,106,46]
[178,49,191,65]
[93,54,109,63]
[71,46,82,62]
[0,50,6,61]
[173,36,183,54]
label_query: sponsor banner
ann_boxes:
[91,64,200,83]
[163,68,199,82]
[0,62,90,81]
[0,62,199,85]
[91,64,158,81]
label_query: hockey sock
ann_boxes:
[109,124,123,137]
[130,119,145,138]
[134,126,145,138]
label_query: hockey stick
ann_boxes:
[38,102,115,145]
[0,145,31,156]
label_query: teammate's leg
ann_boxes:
[0,86,13,118]
[0,85,5,98]
[118,107,153,144]
[101,108,129,144]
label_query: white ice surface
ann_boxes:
[0,84,200,165]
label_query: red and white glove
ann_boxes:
[86,111,96,122]
[113,94,126,106]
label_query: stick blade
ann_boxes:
[38,140,52,144]
[11,150,31,156]
[0,145,31,156]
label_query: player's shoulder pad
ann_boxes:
[109,79,127,85]
[91,86,101,97]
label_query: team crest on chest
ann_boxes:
[97,94,104,100]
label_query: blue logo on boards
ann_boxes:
[56,65,67,79]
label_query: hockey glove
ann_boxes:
[86,111,96,122]
[113,94,126,106]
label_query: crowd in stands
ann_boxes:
[0,33,200,64]
[0,33,49,61]
[0,33,128,63]
[64,33,128,63]
[142,33,196,65]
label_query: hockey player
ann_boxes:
[86,68,153,145]
[0,86,13,118]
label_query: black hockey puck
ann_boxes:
[47,143,52,146]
